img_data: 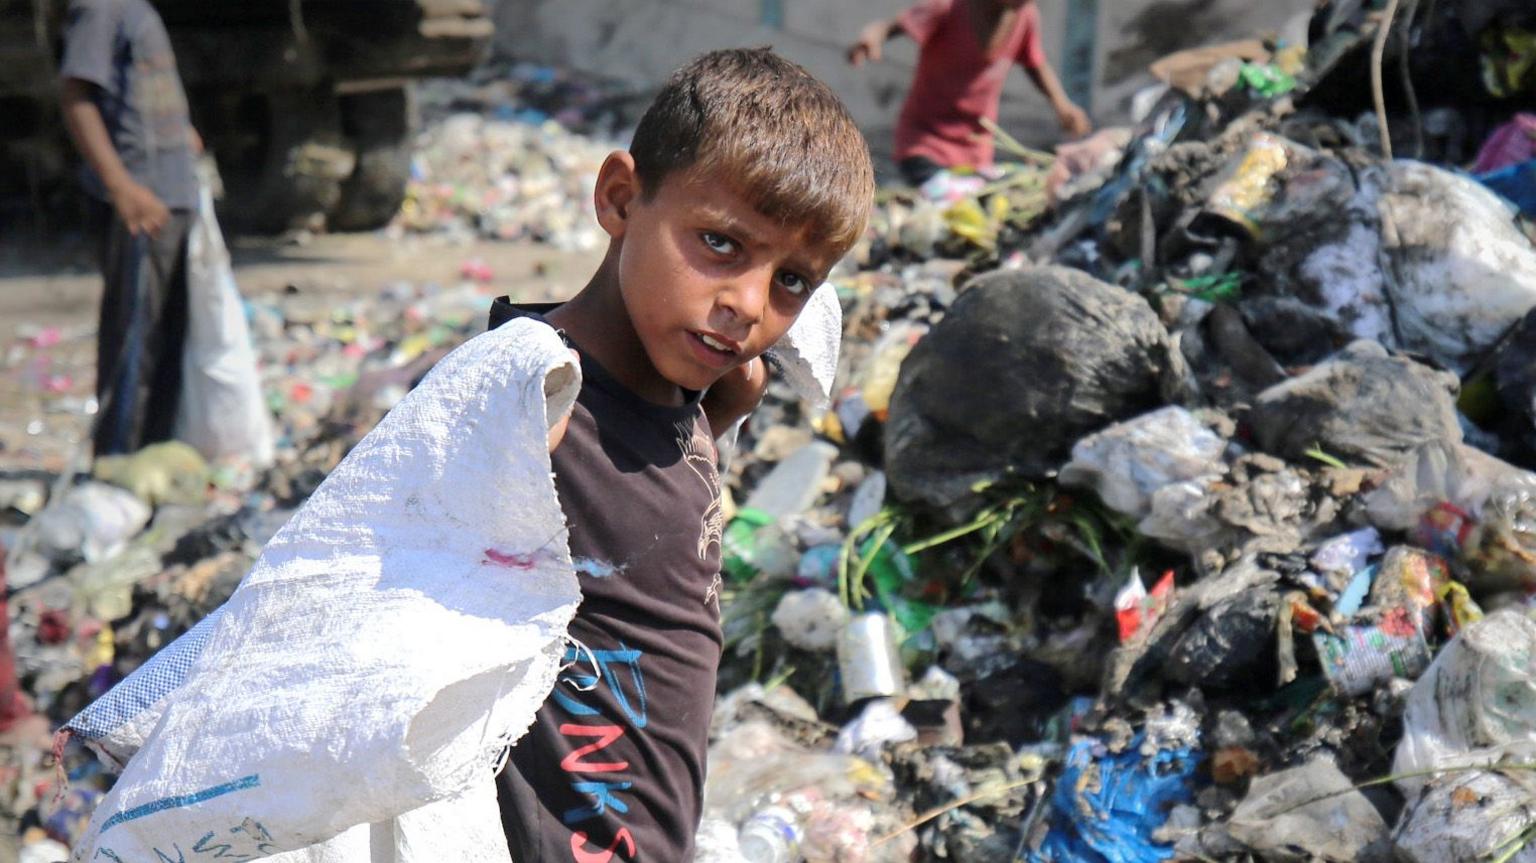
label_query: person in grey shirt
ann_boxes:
[59,0,202,456]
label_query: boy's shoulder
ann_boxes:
[488,297,559,333]
[487,296,706,422]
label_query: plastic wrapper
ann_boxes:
[1365,441,1536,590]
[30,483,151,564]
[1314,608,1433,698]
[772,588,848,652]
[91,441,210,509]
[1394,769,1536,863]
[701,720,910,863]
[1393,610,1536,796]
[1200,133,1308,239]
[1028,733,1202,863]
[854,323,927,423]
[1227,756,1386,861]
[1059,407,1226,520]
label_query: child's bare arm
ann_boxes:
[1024,60,1092,138]
[702,357,769,439]
[848,17,905,65]
[60,78,171,237]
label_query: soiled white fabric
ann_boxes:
[70,318,582,862]
[764,281,842,409]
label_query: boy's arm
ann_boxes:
[847,17,905,66]
[57,1,171,236]
[702,357,768,440]
[1024,60,1092,138]
[60,78,170,237]
[61,78,171,234]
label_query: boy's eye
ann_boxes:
[776,271,810,297]
[701,232,737,255]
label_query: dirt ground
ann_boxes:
[0,230,602,473]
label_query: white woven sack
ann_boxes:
[73,317,582,862]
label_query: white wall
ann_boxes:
[492,0,1311,170]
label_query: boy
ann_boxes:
[58,0,203,456]
[489,48,874,861]
[848,0,1091,187]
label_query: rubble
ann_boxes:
[692,0,1536,856]
[8,2,1536,859]
[389,64,630,249]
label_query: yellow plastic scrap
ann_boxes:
[93,441,211,508]
[1482,27,1536,98]
[1273,43,1307,76]
[1435,580,1485,633]
[818,410,844,444]
[989,192,1009,228]
[393,332,436,364]
[944,198,993,250]
[942,193,1012,251]
[1206,134,1291,239]
[87,626,115,670]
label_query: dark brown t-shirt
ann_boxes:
[489,300,725,862]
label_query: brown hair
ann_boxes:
[629,47,875,251]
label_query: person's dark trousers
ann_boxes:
[88,200,195,457]
[898,155,945,187]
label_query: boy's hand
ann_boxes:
[703,357,769,439]
[847,20,891,66]
[111,179,170,237]
[1057,102,1092,139]
[548,409,572,453]
[548,348,580,453]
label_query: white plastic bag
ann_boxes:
[175,178,275,469]
[31,481,150,563]
[1227,756,1387,861]
[1058,407,1227,519]
[1393,610,1536,796]
[1377,161,1536,374]
[71,317,582,862]
[1394,769,1536,863]
[1363,440,1530,530]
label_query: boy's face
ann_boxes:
[600,157,849,393]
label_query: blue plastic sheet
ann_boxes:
[1028,734,1203,863]
[1478,159,1536,218]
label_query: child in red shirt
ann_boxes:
[849,0,1091,186]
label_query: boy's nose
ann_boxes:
[714,271,770,332]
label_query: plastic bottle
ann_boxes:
[722,509,798,584]
[744,442,838,520]
[737,805,803,863]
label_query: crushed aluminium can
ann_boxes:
[1314,606,1433,698]
[837,612,906,704]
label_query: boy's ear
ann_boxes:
[594,151,640,239]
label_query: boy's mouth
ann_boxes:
[687,330,740,368]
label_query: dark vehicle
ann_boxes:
[0,0,491,232]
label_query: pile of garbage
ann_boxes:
[694,2,1536,861]
[390,64,636,249]
[7,1,1536,859]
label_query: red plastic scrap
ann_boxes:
[1115,569,1176,643]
